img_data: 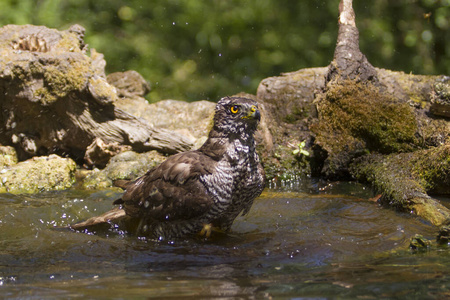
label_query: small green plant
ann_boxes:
[292,140,309,157]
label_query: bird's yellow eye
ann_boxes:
[230,105,239,114]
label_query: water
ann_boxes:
[1,179,449,299]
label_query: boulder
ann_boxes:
[0,154,76,193]
[79,150,166,189]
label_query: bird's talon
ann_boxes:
[198,223,227,238]
[199,223,213,238]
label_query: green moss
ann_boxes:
[35,58,89,105]
[34,87,57,103]
[351,153,426,208]
[352,145,450,207]
[411,145,450,193]
[283,106,310,123]
[11,65,28,82]
[313,80,420,157]
[351,148,450,226]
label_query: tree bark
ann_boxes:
[327,0,378,84]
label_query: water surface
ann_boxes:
[1,179,449,299]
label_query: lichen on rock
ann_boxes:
[430,80,450,118]
[0,154,77,194]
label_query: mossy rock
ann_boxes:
[411,144,450,195]
[351,153,426,209]
[312,80,421,178]
[351,144,450,226]
[0,154,77,194]
[351,145,450,204]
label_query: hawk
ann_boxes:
[71,96,265,239]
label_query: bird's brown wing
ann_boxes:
[115,150,217,222]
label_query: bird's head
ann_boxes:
[212,96,261,137]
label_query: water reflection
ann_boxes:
[0,180,449,298]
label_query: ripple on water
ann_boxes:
[0,181,446,299]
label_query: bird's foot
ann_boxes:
[198,223,224,238]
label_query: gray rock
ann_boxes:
[107,70,151,98]
[79,150,166,189]
[114,97,215,148]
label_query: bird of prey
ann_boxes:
[70,96,265,240]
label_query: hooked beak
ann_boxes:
[244,105,261,121]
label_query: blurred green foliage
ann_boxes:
[0,0,448,102]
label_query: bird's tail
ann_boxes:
[69,206,126,231]
[113,179,131,190]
